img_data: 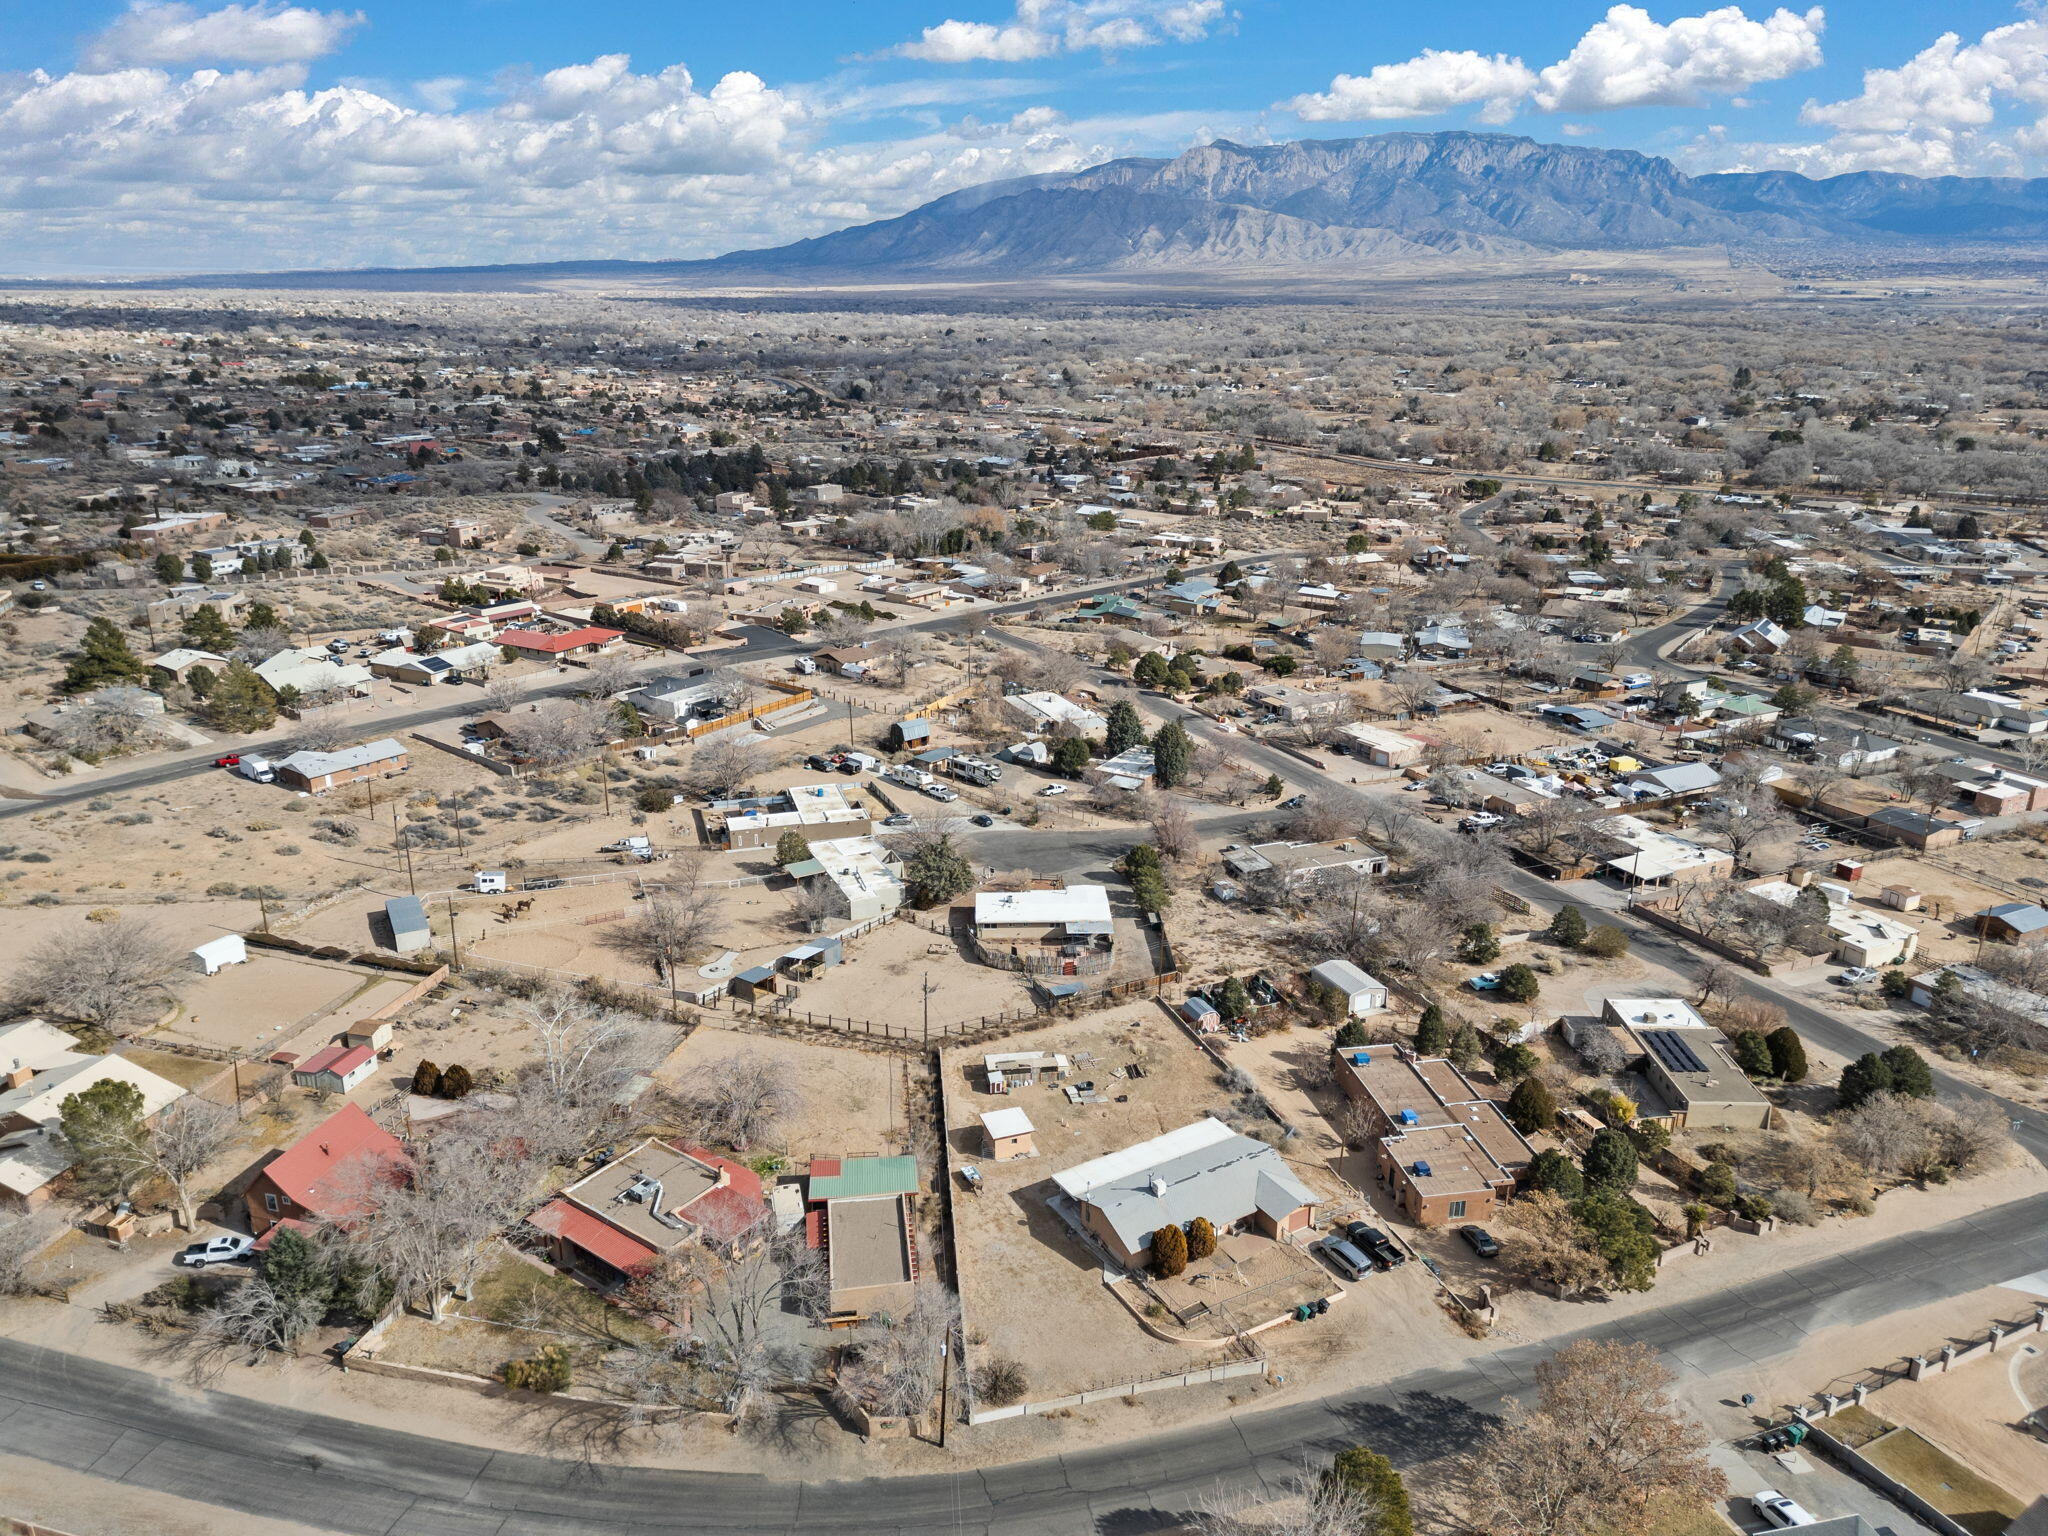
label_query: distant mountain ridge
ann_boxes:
[698,131,2048,277]
[20,131,2048,290]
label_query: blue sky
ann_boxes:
[1,1,2044,274]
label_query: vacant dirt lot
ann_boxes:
[157,953,414,1054]
[656,1023,911,1165]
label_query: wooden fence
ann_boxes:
[683,682,816,739]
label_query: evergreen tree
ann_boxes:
[153,552,184,584]
[1497,964,1540,1003]
[1545,904,1589,949]
[1150,720,1193,787]
[185,665,215,699]
[1506,1077,1558,1134]
[1184,1217,1217,1262]
[775,829,812,866]
[1151,1222,1188,1278]
[1217,976,1253,1023]
[904,834,976,908]
[1766,1026,1809,1083]
[1582,1128,1639,1192]
[1334,1019,1370,1049]
[1414,1004,1450,1056]
[1261,773,1285,798]
[1494,1042,1540,1080]
[1103,699,1146,756]
[1447,1023,1484,1072]
[1458,923,1500,964]
[411,1060,442,1097]
[58,1079,147,1201]
[1133,651,1171,689]
[1881,1043,1935,1099]
[260,1226,336,1321]
[1837,1051,1894,1109]
[241,601,282,633]
[1324,1447,1413,1536]
[1573,1191,1659,1291]
[182,604,237,653]
[203,661,278,733]
[439,1064,474,1099]
[63,616,148,693]
[1526,1147,1584,1198]
[1051,736,1091,778]
[1698,1161,1738,1207]
[1728,1029,1776,1079]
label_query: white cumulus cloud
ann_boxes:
[1685,14,2048,178]
[1287,51,1535,124]
[83,2,365,69]
[1532,5,1824,112]
[1281,4,1825,124]
[897,0,1225,62]
[0,50,1127,274]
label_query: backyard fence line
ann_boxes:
[966,1359,1265,1425]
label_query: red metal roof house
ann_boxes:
[244,1103,408,1236]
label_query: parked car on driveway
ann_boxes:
[1344,1222,1404,1270]
[1751,1490,1818,1527]
[1459,1225,1500,1259]
[1315,1235,1373,1282]
[1278,795,1307,810]
[175,1234,254,1267]
[1037,784,1067,796]
[1466,972,1503,992]
[970,814,996,827]
[1835,966,1878,986]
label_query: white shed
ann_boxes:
[191,935,248,976]
[1307,959,1389,1016]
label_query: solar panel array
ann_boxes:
[1642,1029,1707,1075]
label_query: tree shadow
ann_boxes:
[1325,1387,1504,1468]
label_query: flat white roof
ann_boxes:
[1604,998,1709,1031]
[980,1107,1034,1138]
[974,884,1112,927]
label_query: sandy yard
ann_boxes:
[657,1023,913,1163]
[0,896,259,992]
[154,952,415,1054]
[1840,1348,2048,1511]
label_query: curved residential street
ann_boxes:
[5,1186,2048,1534]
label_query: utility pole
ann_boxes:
[936,1329,952,1449]
[922,970,935,1047]
[445,893,461,969]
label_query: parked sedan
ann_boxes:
[1037,784,1067,796]
[1458,1225,1500,1259]
[970,814,996,827]
[880,814,915,829]
[175,1234,254,1267]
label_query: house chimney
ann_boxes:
[3,1063,31,1092]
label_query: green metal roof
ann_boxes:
[809,1154,918,1201]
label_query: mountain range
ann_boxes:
[35,131,2048,289]
[701,133,2048,278]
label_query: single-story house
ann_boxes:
[1599,999,1773,1130]
[1330,1048,1531,1225]
[1052,1117,1320,1270]
[243,1103,408,1235]
[274,738,408,795]
[0,1019,186,1206]
[806,1155,921,1318]
[785,836,904,924]
[972,884,1114,962]
[253,647,372,698]
[147,647,227,683]
[528,1139,766,1287]
[494,626,626,661]
[291,1042,377,1095]
[1337,722,1429,768]
[1003,691,1108,736]
[1621,760,1722,801]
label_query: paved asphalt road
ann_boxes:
[0,554,1303,822]
[5,1185,2046,1536]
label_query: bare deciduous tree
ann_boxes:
[1466,1339,1725,1536]
[186,1268,329,1377]
[614,868,722,983]
[1149,798,1200,863]
[1196,1470,1400,1536]
[835,1281,958,1421]
[613,1232,825,1422]
[508,991,667,1163]
[0,1209,53,1296]
[683,734,775,798]
[669,1050,802,1152]
[44,686,167,757]
[5,918,183,1032]
[503,696,617,768]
